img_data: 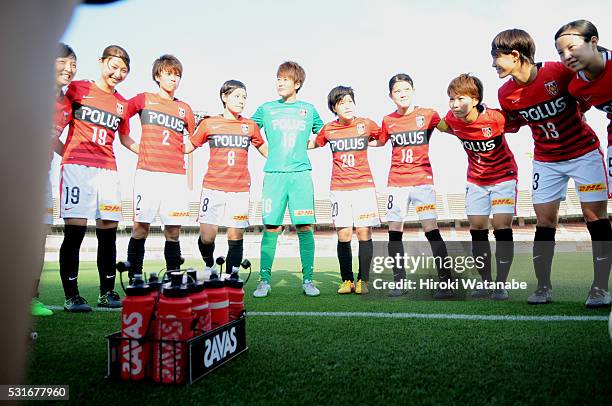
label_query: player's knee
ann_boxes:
[296,224,311,232]
[164,226,180,241]
[132,223,149,239]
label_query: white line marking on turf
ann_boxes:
[47,306,608,321]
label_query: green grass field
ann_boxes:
[27,254,612,405]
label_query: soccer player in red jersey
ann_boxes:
[186,80,267,277]
[122,55,195,279]
[554,20,611,307]
[376,74,454,299]
[33,43,77,317]
[59,45,135,312]
[309,86,380,295]
[439,74,518,300]
[493,29,611,307]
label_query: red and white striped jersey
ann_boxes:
[379,107,440,187]
[190,115,264,192]
[127,92,195,174]
[498,61,599,162]
[315,117,380,191]
[444,108,518,186]
[62,80,129,170]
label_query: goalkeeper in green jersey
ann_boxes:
[251,61,323,297]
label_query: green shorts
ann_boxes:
[262,171,315,225]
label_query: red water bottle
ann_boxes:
[186,269,211,335]
[153,272,193,384]
[204,268,229,329]
[120,274,155,381]
[225,266,245,321]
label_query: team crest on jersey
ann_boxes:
[356,122,366,135]
[299,109,307,117]
[116,103,124,115]
[544,80,559,96]
[241,123,249,134]
[416,115,425,129]
[481,126,493,138]
[178,107,185,118]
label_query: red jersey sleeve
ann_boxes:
[127,93,146,119]
[366,118,381,140]
[190,118,210,147]
[251,123,265,148]
[183,103,196,136]
[379,117,390,144]
[315,125,328,147]
[430,110,441,129]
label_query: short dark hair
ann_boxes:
[327,86,355,114]
[555,19,608,52]
[152,54,183,85]
[277,61,306,93]
[101,44,130,72]
[491,29,535,65]
[447,73,484,109]
[388,73,413,93]
[58,43,76,60]
[220,80,246,107]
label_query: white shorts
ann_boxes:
[60,164,122,221]
[607,146,612,194]
[386,185,437,222]
[330,188,381,228]
[198,188,250,228]
[133,169,190,226]
[44,173,53,225]
[532,149,609,204]
[465,179,517,216]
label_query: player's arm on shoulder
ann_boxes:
[257,143,268,158]
[187,118,209,153]
[251,105,265,128]
[310,126,328,149]
[312,106,324,134]
[436,118,452,134]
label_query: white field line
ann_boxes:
[46,306,608,321]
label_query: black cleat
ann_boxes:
[64,295,92,313]
[97,290,122,308]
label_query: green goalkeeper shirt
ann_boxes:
[252,99,323,172]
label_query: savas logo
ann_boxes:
[203,327,238,368]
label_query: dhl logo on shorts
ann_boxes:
[416,204,436,213]
[578,183,606,192]
[294,209,314,217]
[491,198,515,206]
[233,215,248,221]
[169,211,190,217]
[357,212,377,220]
[99,204,121,212]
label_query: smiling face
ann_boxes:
[555,33,599,72]
[334,94,355,122]
[389,80,414,110]
[491,50,519,79]
[223,87,247,115]
[99,56,129,91]
[55,56,77,88]
[448,91,478,120]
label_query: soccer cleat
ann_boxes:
[253,281,271,298]
[433,288,455,300]
[490,289,509,301]
[527,286,553,305]
[302,280,320,297]
[388,288,408,297]
[97,290,122,308]
[31,298,53,317]
[470,288,490,299]
[64,295,92,313]
[585,287,611,309]
[355,280,369,295]
[337,280,354,294]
